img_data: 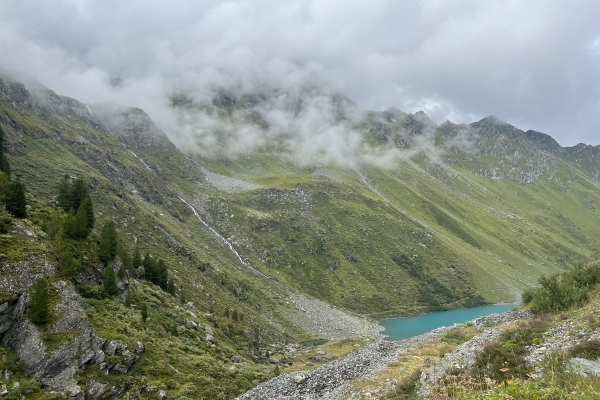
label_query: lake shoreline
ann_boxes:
[381,303,520,340]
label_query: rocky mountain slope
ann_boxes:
[0,74,599,398]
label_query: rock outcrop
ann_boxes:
[1,279,143,398]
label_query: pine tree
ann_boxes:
[57,175,72,211]
[72,178,89,212]
[55,237,76,278]
[5,180,27,218]
[98,221,118,266]
[117,243,132,269]
[232,309,239,321]
[29,278,51,324]
[0,158,9,178]
[167,279,175,295]
[103,267,119,297]
[157,259,168,290]
[141,302,148,322]
[64,207,88,239]
[0,125,10,178]
[132,248,141,269]
[80,195,94,229]
[74,205,89,236]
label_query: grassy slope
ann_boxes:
[192,137,599,315]
[3,82,599,320]
[0,98,311,398]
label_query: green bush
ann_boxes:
[471,318,549,384]
[0,215,12,234]
[570,339,600,360]
[523,261,600,314]
[386,368,421,399]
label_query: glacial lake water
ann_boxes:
[381,304,517,340]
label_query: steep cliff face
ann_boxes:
[0,223,142,398]
[89,103,178,155]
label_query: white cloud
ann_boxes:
[0,0,599,147]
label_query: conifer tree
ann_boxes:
[80,195,94,229]
[74,205,89,236]
[157,259,168,290]
[117,243,131,269]
[144,254,156,283]
[232,309,239,321]
[72,178,89,212]
[103,267,119,297]
[57,175,72,211]
[29,278,51,324]
[64,207,88,239]
[167,279,175,295]
[5,180,27,218]
[0,125,10,178]
[132,248,141,269]
[98,221,118,266]
[55,237,76,278]
[141,302,148,322]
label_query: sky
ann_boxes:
[1,0,599,147]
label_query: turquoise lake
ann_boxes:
[381,304,517,340]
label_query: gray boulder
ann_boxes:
[205,334,216,345]
[569,358,600,377]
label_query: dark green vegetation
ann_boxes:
[471,317,550,384]
[522,260,600,314]
[28,278,52,324]
[432,286,600,399]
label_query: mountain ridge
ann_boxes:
[0,74,599,398]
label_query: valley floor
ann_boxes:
[238,293,600,399]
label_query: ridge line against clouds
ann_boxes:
[1,0,599,146]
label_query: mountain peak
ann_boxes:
[524,130,562,153]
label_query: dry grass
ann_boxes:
[280,337,374,373]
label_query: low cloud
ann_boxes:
[1,0,599,150]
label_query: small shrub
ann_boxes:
[0,215,12,234]
[472,340,531,383]
[442,326,479,345]
[77,283,103,299]
[570,339,600,360]
[386,368,421,399]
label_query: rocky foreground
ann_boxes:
[238,310,532,399]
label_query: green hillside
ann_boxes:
[0,74,599,397]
